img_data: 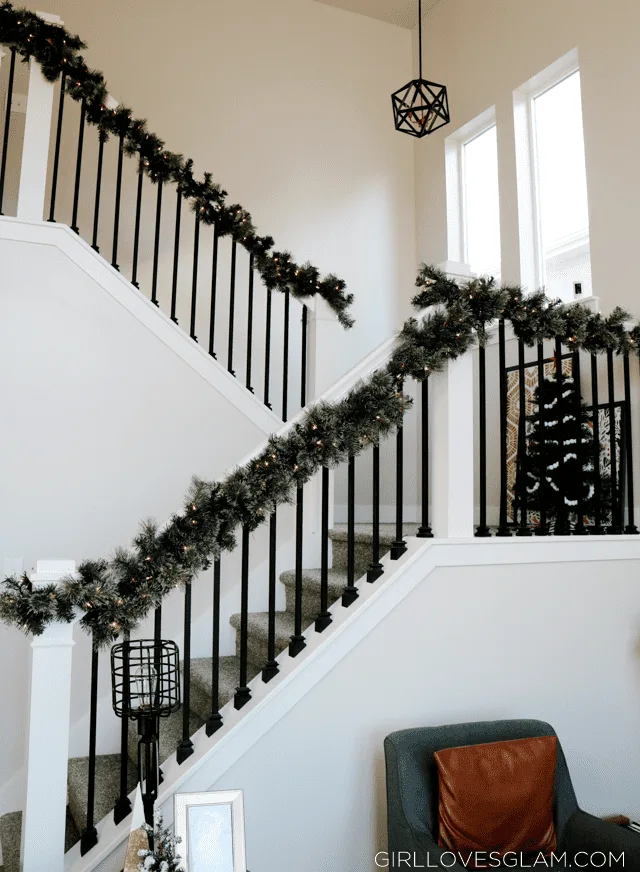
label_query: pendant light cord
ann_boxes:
[418,0,423,81]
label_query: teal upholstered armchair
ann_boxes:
[384,719,640,870]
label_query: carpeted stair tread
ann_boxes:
[189,655,246,722]
[329,523,419,543]
[0,811,21,872]
[0,806,80,867]
[230,610,297,669]
[127,705,204,767]
[67,753,137,835]
[280,566,347,591]
[280,567,347,619]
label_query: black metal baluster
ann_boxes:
[264,288,273,409]
[367,442,384,583]
[573,351,587,535]
[227,239,237,375]
[80,640,99,855]
[517,340,532,536]
[624,353,638,534]
[176,580,193,763]
[0,48,15,216]
[245,254,255,391]
[535,342,549,536]
[170,187,182,324]
[90,132,106,252]
[131,155,144,288]
[496,319,511,536]
[591,354,604,534]
[150,182,163,306]
[235,526,251,708]
[206,559,223,735]
[607,348,622,534]
[47,70,65,222]
[153,606,163,783]
[316,467,333,627]
[391,381,408,558]
[189,213,200,341]
[263,512,280,680]
[208,221,219,357]
[282,289,290,421]
[342,455,359,605]
[71,99,86,234]
[417,378,433,539]
[554,338,569,535]
[111,133,124,269]
[301,305,308,409]
[114,630,132,825]
[289,485,306,655]
[476,349,490,537]
[367,442,384,581]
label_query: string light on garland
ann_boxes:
[2,260,640,643]
[391,0,450,138]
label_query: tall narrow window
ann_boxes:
[515,52,592,299]
[532,70,591,298]
[462,125,501,280]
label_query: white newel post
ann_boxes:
[429,261,475,538]
[16,13,62,221]
[22,560,78,872]
[302,297,342,566]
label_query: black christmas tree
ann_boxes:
[516,371,611,532]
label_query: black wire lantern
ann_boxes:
[391,0,450,138]
[111,639,181,827]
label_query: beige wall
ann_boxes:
[39,0,417,375]
[415,0,640,315]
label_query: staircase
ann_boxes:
[4,9,640,872]
[0,525,416,872]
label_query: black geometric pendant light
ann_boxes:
[391,0,450,137]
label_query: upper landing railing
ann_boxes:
[0,8,355,422]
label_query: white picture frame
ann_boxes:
[174,790,247,872]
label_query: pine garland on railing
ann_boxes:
[3,263,640,643]
[0,371,410,645]
[0,2,355,327]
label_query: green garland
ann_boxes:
[3,263,640,643]
[0,2,355,327]
[2,262,640,642]
[0,371,410,645]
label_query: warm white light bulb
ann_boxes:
[133,656,158,710]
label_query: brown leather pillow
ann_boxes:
[435,736,557,866]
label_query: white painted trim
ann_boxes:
[445,107,498,272]
[24,562,80,872]
[0,217,281,436]
[65,534,640,871]
[17,59,56,220]
[513,48,590,295]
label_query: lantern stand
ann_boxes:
[391,0,451,137]
[111,639,181,828]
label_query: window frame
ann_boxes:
[513,48,590,294]
[445,106,500,275]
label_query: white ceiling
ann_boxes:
[313,0,443,29]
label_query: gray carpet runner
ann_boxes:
[0,524,416,870]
